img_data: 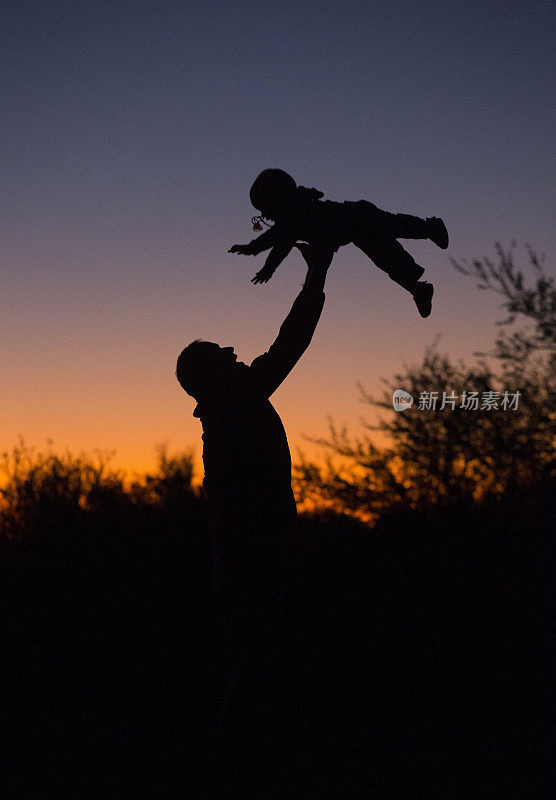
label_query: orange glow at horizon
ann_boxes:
[1,243,511,491]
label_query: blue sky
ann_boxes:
[1,0,554,472]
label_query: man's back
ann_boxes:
[195,385,297,603]
[196,388,295,514]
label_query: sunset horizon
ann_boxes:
[2,2,552,796]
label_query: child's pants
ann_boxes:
[350,201,429,293]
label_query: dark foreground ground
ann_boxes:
[1,486,552,798]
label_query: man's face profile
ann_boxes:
[176,341,245,399]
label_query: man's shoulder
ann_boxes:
[192,376,267,420]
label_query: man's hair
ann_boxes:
[176,339,211,397]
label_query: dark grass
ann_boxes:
[1,485,552,798]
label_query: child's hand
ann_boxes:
[251,267,274,284]
[229,244,252,255]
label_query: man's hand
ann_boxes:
[251,266,275,284]
[229,243,253,255]
[249,243,327,398]
[296,243,333,292]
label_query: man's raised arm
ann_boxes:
[249,244,333,398]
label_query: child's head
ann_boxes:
[249,169,297,218]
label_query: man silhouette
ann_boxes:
[176,244,330,604]
[176,244,332,788]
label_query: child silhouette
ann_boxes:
[229,168,449,318]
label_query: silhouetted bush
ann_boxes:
[294,244,555,520]
[0,440,208,542]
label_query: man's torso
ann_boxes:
[195,388,297,599]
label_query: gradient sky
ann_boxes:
[2,0,554,477]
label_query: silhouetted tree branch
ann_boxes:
[452,242,555,364]
[295,244,555,521]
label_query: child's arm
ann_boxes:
[251,241,296,284]
[229,227,283,256]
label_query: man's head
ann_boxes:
[176,340,242,399]
[249,169,297,218]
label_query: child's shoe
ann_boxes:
[413,281,434,318]
[426,217,449,249]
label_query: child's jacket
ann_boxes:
[249,199,377,268]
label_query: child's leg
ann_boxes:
[374,209,429,240]
[359,203,448,249]
[354,235,425,293]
